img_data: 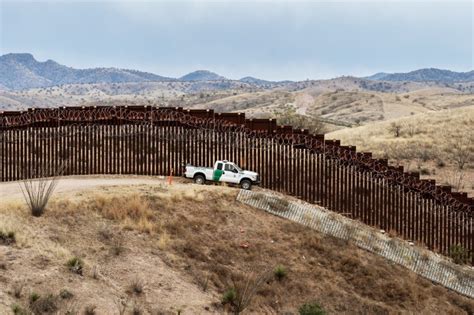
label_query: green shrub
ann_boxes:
[11,304,29,315]
[29,292,40,304]
[30,294,57,314]
[449,244,470,265]
[221,288,237,304]
[66,257,84,275]
[59,289,74,299]
[274,265,287,281]
[299,301,326,315]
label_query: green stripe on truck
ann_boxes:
[213,169,224,181]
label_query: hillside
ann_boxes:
[0,81,259,111]
[327,107,474,195]
[366,68,474,83]
[179,70,227,82]
[1,177,473,314]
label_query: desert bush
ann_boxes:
[157,230,170,250]
[131,302,143,315]
[98,226,113,240]
[12,282,24,298]
[0,230,16,245]
[445,169,466,191]
[29,292,40,304]
[19,162,65,217]
[388,122,402,137]
[11,304,29,315]
[196,271,210,292]
[129,278,144,295]
[84,304,97,315]
[436,159,446,168]
[449,244,470,265]
[405,123,418,137]
[67,257,84,275]
[419,168,430,175]
[59,289,74,300]
[111,237,125,256]
[299,301,326,315]
[416,147,434,162]
[63,300,79,314]
[273,265,287,281]
[30,294,58,314]
[222,269,272,314]
[221,288,237,304]
[449,137,472,170]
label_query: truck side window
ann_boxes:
[225,164,235,172]
[217,163,223,170]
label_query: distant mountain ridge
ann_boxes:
[0,53,238,90]
[365,68,474,83]
[2,53,473,90]
[0,53,176,90]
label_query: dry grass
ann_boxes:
[87,193,156,234]
[0,207,71,259]
[327,107,474,195]
[0,182,473,314]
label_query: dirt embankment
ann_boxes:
[0,176,473,314]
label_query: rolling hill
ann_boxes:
[327,107,474,195]
[179,70,227,81]
[1,178,472,314]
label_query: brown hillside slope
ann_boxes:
[327,107,474,196]
[0,179,473,314]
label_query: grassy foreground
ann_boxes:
[0,182,473,314]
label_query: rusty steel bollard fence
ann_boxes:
[0,105,473,264]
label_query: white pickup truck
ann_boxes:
[184,160,260,190]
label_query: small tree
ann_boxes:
[449,137,472,170]
[388,122,402,137]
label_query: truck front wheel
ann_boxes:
[194,174,205,185]
[240,179,252,190]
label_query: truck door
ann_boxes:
[221,163,240,184]
[213,162,224,181]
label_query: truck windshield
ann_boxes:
[234,164,243,172]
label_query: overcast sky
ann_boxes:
[0,0,472,81]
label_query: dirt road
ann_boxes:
[0,175,177,201]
